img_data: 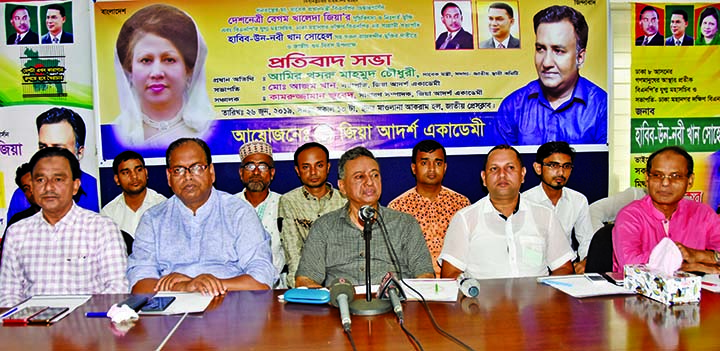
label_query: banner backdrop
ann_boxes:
[0,1,97,233]
[93,0,609,163]
[630,2,720,211]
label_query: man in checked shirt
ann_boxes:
[0,147,128,306]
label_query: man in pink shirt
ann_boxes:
[613,146,720,273]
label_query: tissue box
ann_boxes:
[623,264,701,305]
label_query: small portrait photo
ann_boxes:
[634,4,665,46]
[40,2,74,44]
[664,5,695,46]
[5,4,40,45]
[434,0,475,50]
[478,1,520,49]
[694,4,720,45]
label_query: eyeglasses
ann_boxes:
[242,162,272,172]
[542,162,574,170]
[170,163,208,177]
[647,173,688,182]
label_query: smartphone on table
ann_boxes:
[28,307,70,325]
[140,296,176,312]
[2,306,49,325]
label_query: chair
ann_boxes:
[121,230,134,256]
[584,223,614,273]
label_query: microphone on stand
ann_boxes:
[378,272,406,320]
[358,205,377,223]
[329,278,355,332]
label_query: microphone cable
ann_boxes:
[377,210,476,351]
[345,328,358,351]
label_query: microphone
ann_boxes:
[457,273,480,298]
[329,278,355,332]
[378,272,406,320]
[358,205,377,223]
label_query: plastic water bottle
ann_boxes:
[458,273,480,298]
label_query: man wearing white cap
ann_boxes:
[236,140,286,288]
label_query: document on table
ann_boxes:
[7,295,91,323]
[353,279,459,302]
[139,292,214,315]
[701,274,720,293]
[537,275,635,298]
[401,279,459,302]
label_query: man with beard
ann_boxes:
[279,142,346,287]
[101,151,166,238]
[523,142,593,273]
[440,144,574,279]
[389,140,470,277]
[236,141,286,288]
[635,5,664,46]
[128,138,275,295]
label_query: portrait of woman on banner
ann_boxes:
[112,4,215,148]
[696,6,720,45]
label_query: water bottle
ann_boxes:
[458,273,480,298]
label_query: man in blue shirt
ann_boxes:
[495,5,607,145]
[6,108,99,222]
[127,138,276,295]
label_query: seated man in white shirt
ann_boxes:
[523,141,593,273]
[101,151,166,238]
[440,144,574,279]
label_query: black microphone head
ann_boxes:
[358,205,377,223]
[329,277,355,307]
[378,272,406,301]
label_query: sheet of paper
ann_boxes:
[10,295,91,323]
[701,274,720,293]
[401,279,459,302]
[537,275,635,298]
[139,292,213,315]
[352,279,459,302]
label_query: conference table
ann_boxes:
[2,277,719,350]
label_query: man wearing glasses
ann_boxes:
[127,138,277,295]
[613,146,720,273]
[523,141,593,273]
[236,140,286,288]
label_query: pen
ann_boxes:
[542,280,573,287]
[1,307,18,318]
[435,283,439,293]
[85,312,107,318]
[702,281,718,287]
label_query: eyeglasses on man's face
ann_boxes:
[242,162,272,172]
[542,162,574,170]
[170,163,208,177]
[647,172,688,182]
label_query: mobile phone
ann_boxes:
[140,296,176,312]
[28,307,69,325]
[602,272,624,286]
[2,306,49,325]
[585,273,607,283]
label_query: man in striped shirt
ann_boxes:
[0,147,128,306]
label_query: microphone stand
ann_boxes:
[349,214,391,316]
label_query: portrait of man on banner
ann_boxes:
[6,4,40,45]
[41,2,74,44]
[478,2,521,49]
[495,5,608,146]
[434,1,474,50]
[635,4,664,46]
[111,4,216,150]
